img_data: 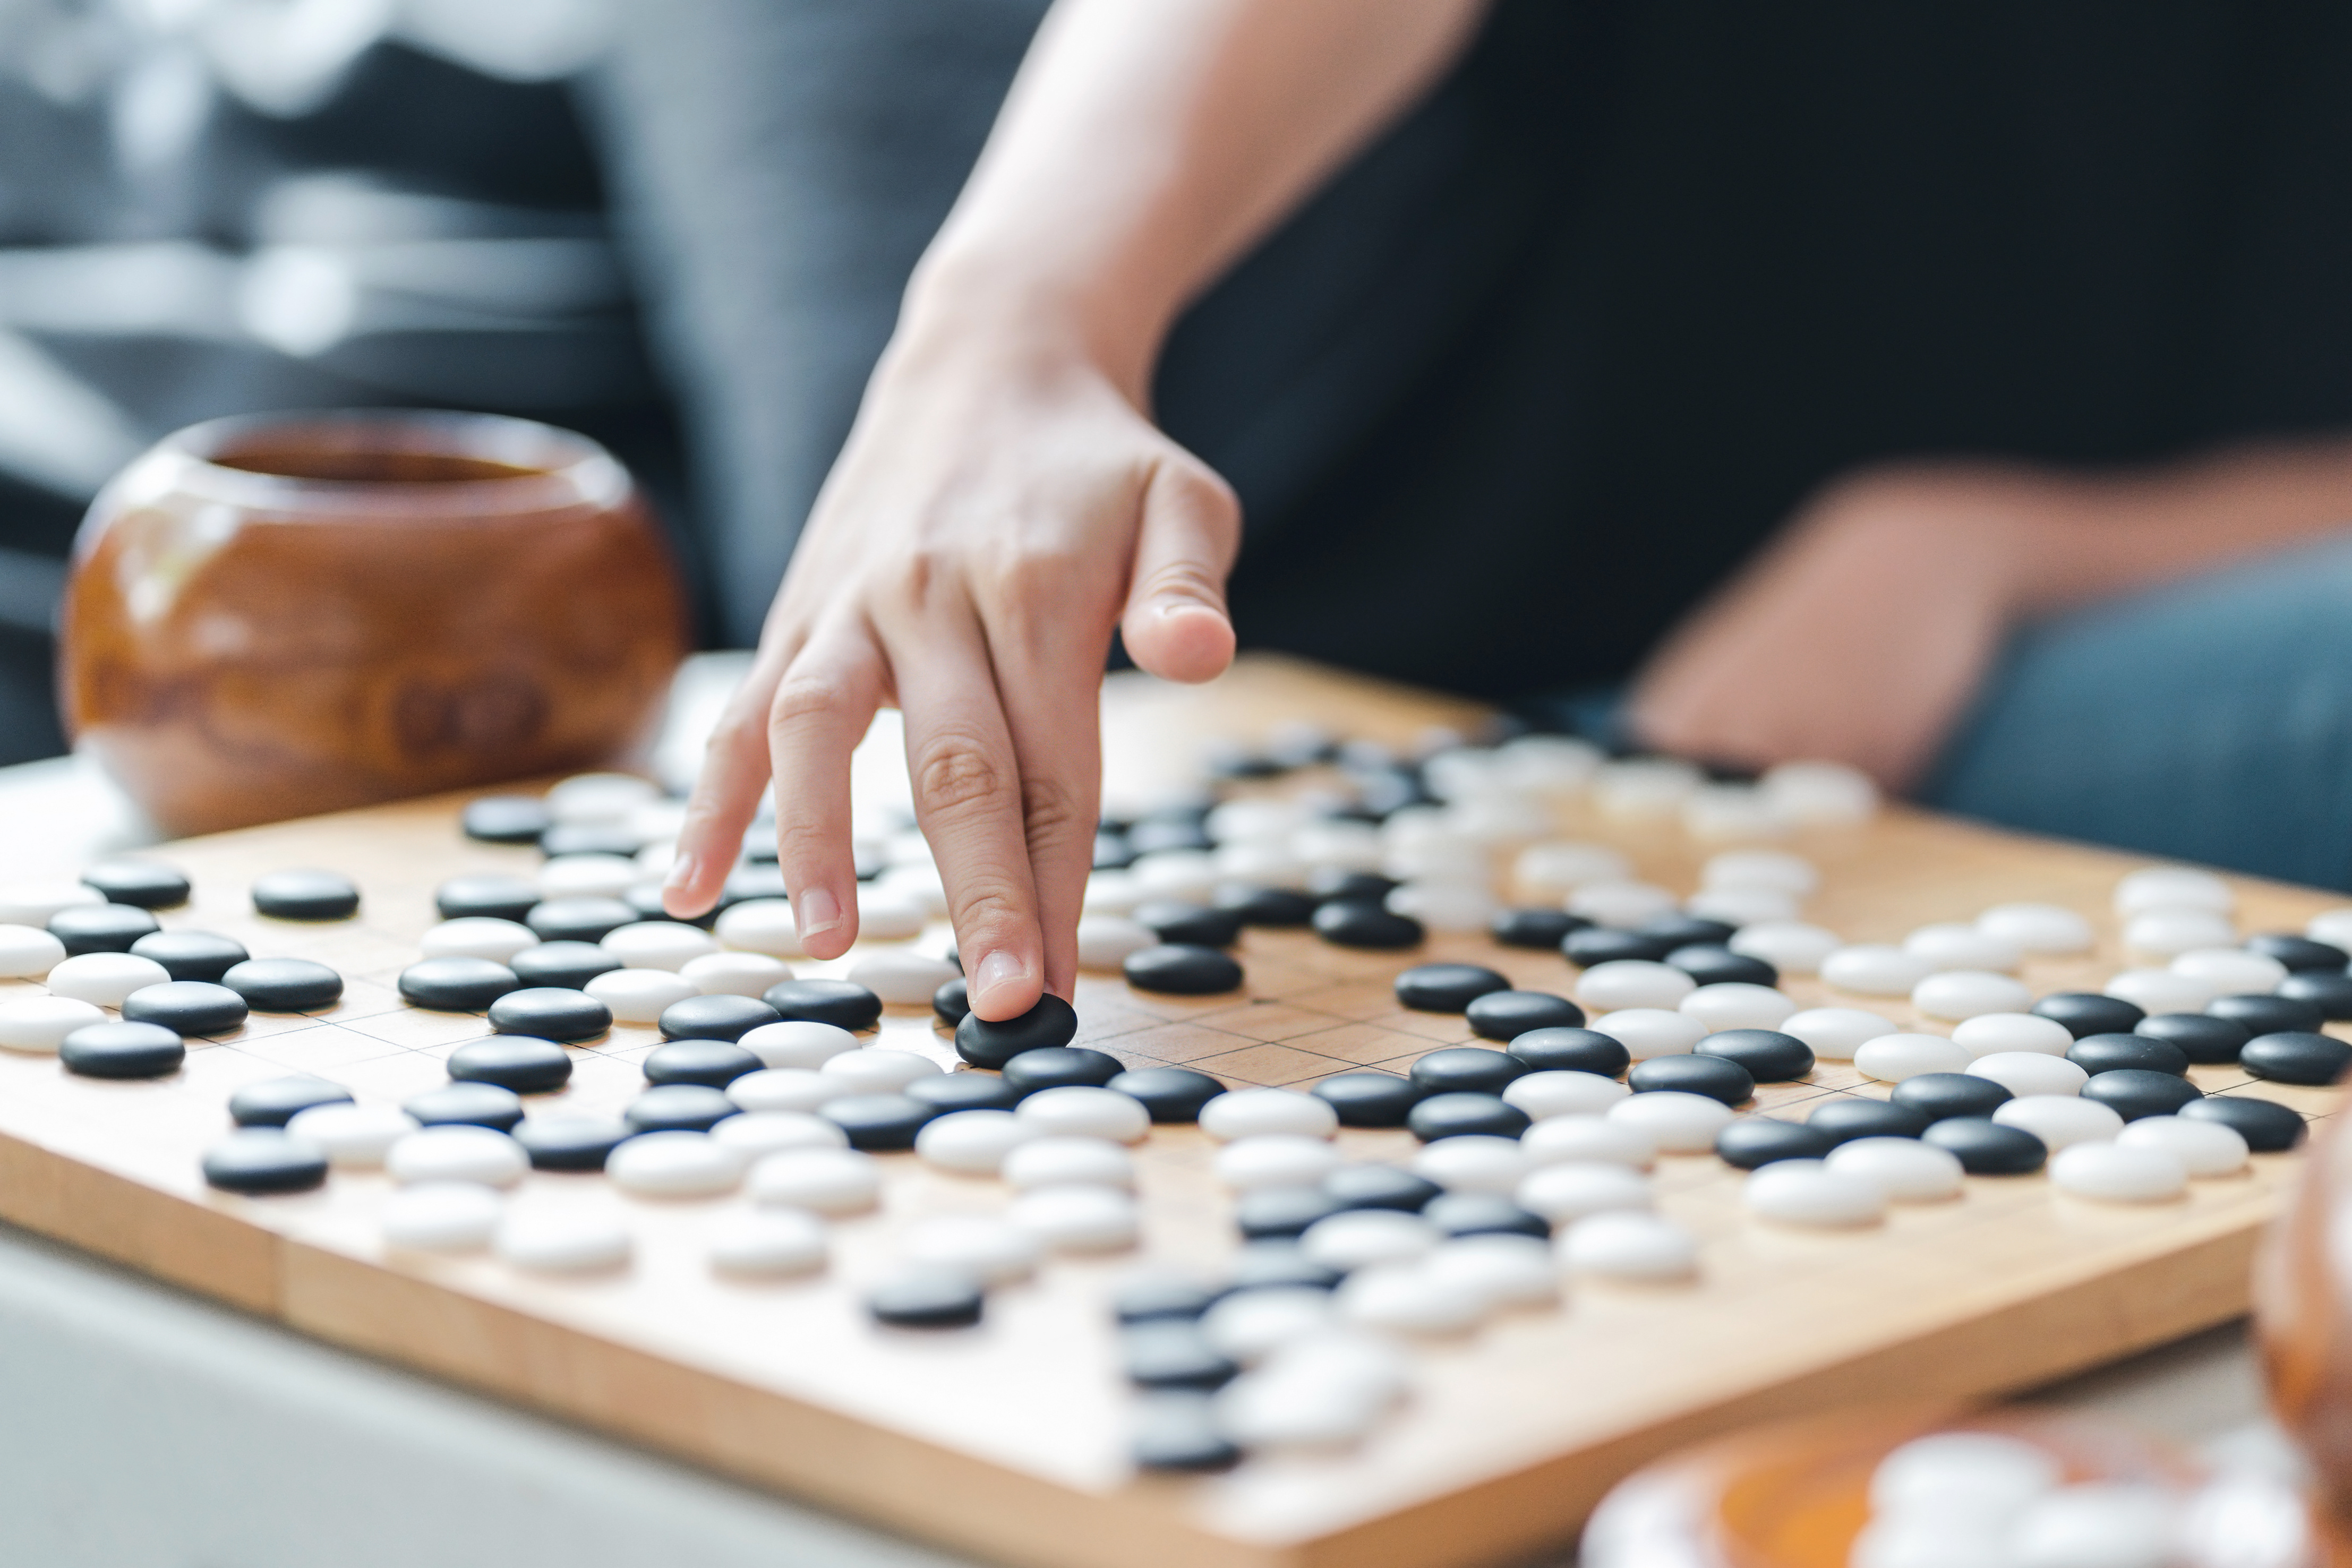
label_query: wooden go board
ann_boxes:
[0,653,2336,1568]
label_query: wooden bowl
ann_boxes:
[59,410,688,837]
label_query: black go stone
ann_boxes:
[1323,1163,1441,1212]
[904,1073,1027,1114]
[1124,944,1244,995]
[1697,1030,1814,1083]
[202,1129,328,1194]
[2209,993,2329,1039]
[1235,1186,1344,1241]
[1406,1091,1530,1142]
[449,1036,574,1094]
[2032,992,2146,1040]
[1003,1047,1123,1094]
[2082,1069,2204,1121]
[2279,972,2352,1021]
[404,1082,525,1131]
[121,981,246,1036]
[1212,884,1318,928]
[129,930,247,983]
[1666,945,1778,988]
[2067,1033,2190,1078]
[665,992,786,1042]
[1492,908,1587,949]
[2181,1096,2307,1152]
[1306,869,1397,905]
[2247,933,2350,973]
[1123,1323,1239,1391]
[1222,1244,1341,1294]
[463,795,551,844]
[625,1084,737,1134]
[1638,914,1738,949]
[228,1076,352,1128]
[867,1269,984,1329]
[526,896,637,944]
[433,873,542,923]
[1807,1098,1932,1143]
[1128,815,1213,854]
[510,941,622,990]
[2241,1031,2352,1087]
[1107,1066,1225,1122]
[61,1021,184,1079]
[1114,1273,1220,1324]
[1312,1072,1424,1127]
[221,958,343,1013]
[514,1115,634,1171]
[1715,1117,1836,1169]
[1409,1047,1527,1096]
[1310,899,1423,950]
[760,979,881,1032]
[1629,1054,1755,1106]
[1923,1118,2047,1175]
[625,883,718,930]
[1507,1027,1630,1078]
[1564,928,1673,966]
[80,859,189,910]
[540,823,644,860]
[823,1093,936,1150]
[398,957,520,1013]
[2135,1014,2252,1065]
[643,1039,763,1089]
[49,903,160,955]
[1423,1192,1549,1239]
[251,869,360,921]
[1394,963,1511,1014]
[955,994,1079,1068]
[489,987,611,1044]
[1892,1073,2013,1123]
[933,978,970,1026]
[1133,899,1245,948]
[718,866,791,910]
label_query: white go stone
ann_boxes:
[1514,842,1632,898]
[1199,1087,1337,1142]
[1743,1160,1885,1228]
[2104,967,2215,1015]
[819,1048,940,1094]
[1010,1184,1139,1252]
[1607,1092,1732,1152]
[1386,880,1497,933]
[1969,1051,2088,1098]
[609,1132,742,1197]
[387,1126,528,1188]
[1683,886,1801,928]
[1951,1012,2074,1059]
[1425,1234,1558,1310]
[714,899,804,958]
[1291,820,1384,875]
[1200,1287,1335,1365]
[1207,798,1304,844]
[2117,1115,2249,1177]
[1567,880,1680,929]
[2115,866,2233,917]
[1410,1135,1533,1193]
[420,917,537,963]
[707,1208,827,1277]
[748,1147,880,1214]
[1701,849,1818,897]
[1592,1008,1708,1061]
[681,950,794,997]
[1826,1137,1964,1202]
[905,1214,1042,1283]
[1517,1162,1653,1223]
[1904,922,2023,973]
[0,924,64,979]
[1729,921,1842,975]
[1002,1136,1134,1190]
[710,1110,845,1164]
[1381,837,1485,885]
[2307,908,2352,952]
[1496,734,1604,795]
[1081,871,1143,915]
[1337,1264,1485,1336]
[1575,960,1694,1012]
[1253,1331,1413,1418]
[1978,902,2096,956]
[1505,1073,1631,1122]
[286,1102,418,1169]
[1131,850,1220,902]
[2011,1484,2182,1568]
[0,881,101,927]
[539,853,638,899]
[1521,1115,1654,1169]
[585,967,699,1024]
[1870,1430,2061,1517]
[1558,1212,1699,1281]
[1301,1210,1441,1271]
[1820,945,1933,996]
[1679,982,1796,1031]
[855,887,929,940]
[1911,969,2032,1021]
[1216,1135,1342,1191]
[1074,916,1155,971]
[2170,947,2287,995]
[547,772,657,825]
[1020,1085,1150,1143]
[739,1019,859,1070]
[1596,757,1701,817]
[2049,1143,2188,1204]
[914,1109,1037,1175]
[45,952,172,1007]
[0,995,104,1052]
[494,1206,632,1273]
[1682,783,1792,843]
[1760,759,1878,826]
[1853,1033,1970,1083]
[880,828,934,868]
[380,1182,502,1251]
[727,1068,840,1114]
[1994,1095,2125,1151]
[2124,907,2235,958]
[601,921,717,972]
[1779,1007,1898,1060]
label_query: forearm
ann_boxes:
[898,0,1491,397]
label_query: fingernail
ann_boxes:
[797,886,842,936]
[976,949,1030,999]
[662,853,700,892]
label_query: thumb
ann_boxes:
[1121,455,1239,684]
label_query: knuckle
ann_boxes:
[769,674,854,732]
[913,736,1007,817]
[1020,773,1089,852]
[948,879,1030,937]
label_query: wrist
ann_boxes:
[898,238,1172,405]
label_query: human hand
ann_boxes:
[661,325,1239,1019]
